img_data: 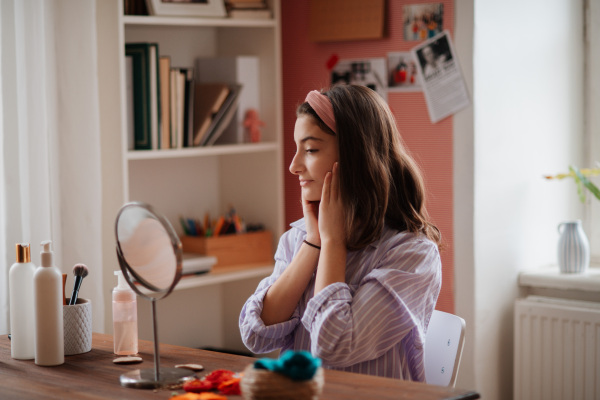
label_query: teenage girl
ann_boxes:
[239,84,442,381]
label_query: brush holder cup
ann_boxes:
[63,298,92,355]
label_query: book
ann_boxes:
[175,69,186,148]
[226,0,266,5]
[192,83,231,146]
[125,44,150,149]
[181,68,195,148]
[226,0,266,3]
[149,44,160,150]
[195,56,260,144]
[182,253,217,275]
[225,0,270,17]
[124,0,149,15]
[125,42,161,150]
[125,55,135,150]
[201,84,243,146]
[159,56,171,149]
[228,8,272,19]
[169,68,178,148]
[227,1,268,9]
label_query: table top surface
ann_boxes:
[0,333,479,400]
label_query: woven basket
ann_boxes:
[240,364,324,400]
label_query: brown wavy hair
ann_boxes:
[297,84,441,250]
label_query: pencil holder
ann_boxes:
[63,298,92,355]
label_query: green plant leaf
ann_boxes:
[572,165,600,202]
[570,166,587,203]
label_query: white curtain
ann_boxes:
[0,0,104,334]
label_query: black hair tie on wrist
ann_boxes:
[303,239,321,250]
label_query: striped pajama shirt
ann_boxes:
[239,218,441,381]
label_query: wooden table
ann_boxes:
[0,334,479,400]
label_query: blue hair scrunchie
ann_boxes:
[253,350,322,381]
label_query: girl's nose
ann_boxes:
[289,153,302,175]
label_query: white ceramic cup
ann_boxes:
[63,298,92,355]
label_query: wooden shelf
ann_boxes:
[126,141,277,160]
[178,264,273,289]
[137,264,273,295]
[123,15,276,28]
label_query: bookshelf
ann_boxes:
[118,0,283,244]
[116,0,283,351]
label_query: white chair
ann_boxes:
[424,310,466,387]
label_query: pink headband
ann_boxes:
[305,90,337,133]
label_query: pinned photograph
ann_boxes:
[403,3,444,41]
[411,31,470,123]
[330,58,387,99]
[387,52,422,92]
[414,33,453,82]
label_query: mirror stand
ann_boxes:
[115,202,194,389]
[120,298,192,389]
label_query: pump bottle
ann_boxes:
[112,270,138,355]
[9,243,36,359]
[34,240,64,366]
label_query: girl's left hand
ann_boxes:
[318,162,346,247]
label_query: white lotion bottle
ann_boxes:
[9,243,36,359]
[34,240,64,366]
[112,270,138,355]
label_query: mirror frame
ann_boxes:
[114,201,183,301]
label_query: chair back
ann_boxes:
[424,310,466,387]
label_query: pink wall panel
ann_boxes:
[281,0,454,312]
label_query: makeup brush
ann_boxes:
[68,264,88,305]
[62,274,67,305]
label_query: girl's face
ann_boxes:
[289,115,339,202]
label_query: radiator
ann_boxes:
[514,296,600,400]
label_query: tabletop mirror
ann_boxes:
[115,201,194,389]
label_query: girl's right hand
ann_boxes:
[301,191,321,246]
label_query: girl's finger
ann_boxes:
[321,171,332,205]
[331,162,340,200]
[301,190,309,206]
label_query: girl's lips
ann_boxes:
[299,179,312,187]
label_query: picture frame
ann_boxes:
[145,0,226,18]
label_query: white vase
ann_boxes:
[557,220,590,274]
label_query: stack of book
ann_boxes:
[192,83,242,147]
[225,0,271,19]
[159,55,195,149]
[195,56,259,144]
[125,42,242,150]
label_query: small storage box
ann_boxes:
[180,231,273,269]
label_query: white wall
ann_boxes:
[455,0,585,398]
